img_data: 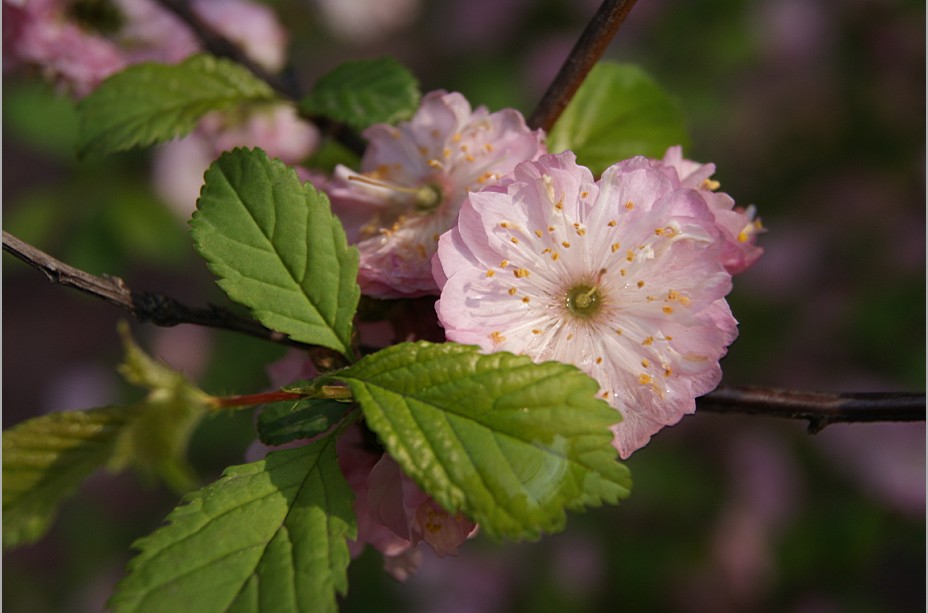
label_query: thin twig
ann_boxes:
[528,0,639,132]
[5,231,923,426]
[697,385,925,433]
[3,230,314,351]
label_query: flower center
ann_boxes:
[413,183,444,211]
[566,284,602,318]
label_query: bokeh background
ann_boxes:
[3,0,925,611]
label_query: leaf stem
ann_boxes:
[528,0,639,132]
[210,390,305,409]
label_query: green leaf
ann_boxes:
[333,342,632,540]
[257,399,351,446]
[111,323,212,491]
[548,62,690,175]
[108,432,356,613]
[2,405,140,549]
[190,148,360,357]
[77,54,277,158]
[2,324,212,549]
[300,57,420,130]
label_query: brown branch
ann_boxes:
[528,0,639,132]
[2,230,317,352]
[5,232,923,426]
[697,385,925,433]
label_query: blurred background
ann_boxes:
[3,0,925,611]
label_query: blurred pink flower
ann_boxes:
[326,90,545,298]
[312,0,420,43]
[337,425,477,580]
[659,146,764,274]
[4,0,286,96]
[153,105,319,217]
[434,151,737,458]
[190,0,286,72]
[3,0,127,97]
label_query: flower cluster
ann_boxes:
[325,90,545,298]
[432,150,755,458]
[322,90,762,458]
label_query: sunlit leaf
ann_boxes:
[190,148,360,357]
[78,54,277,157]
[2,406,139,549]
[333,341,632,540]
[109,432,355,613]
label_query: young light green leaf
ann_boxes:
[2,405,140,549]
[190,148,360,357]
[548,62,689,175]
[257,398,351,446]
[110,323,213,491]
[2,324,212,549]
[333,342,632,540]
[300,56,420,130]
[77,54,278,158]
[108,433,356,613]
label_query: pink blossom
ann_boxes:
[189,0,287,72]
[3,0,127,97]
[434,151,738,458]
[312,0,420,43]
[659,146,764,274]
[153,105,319,217]
[326,90,545,298]
[4,0,287,96]
[337,424,477,580]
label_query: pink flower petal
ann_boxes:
[435,151,743,458]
